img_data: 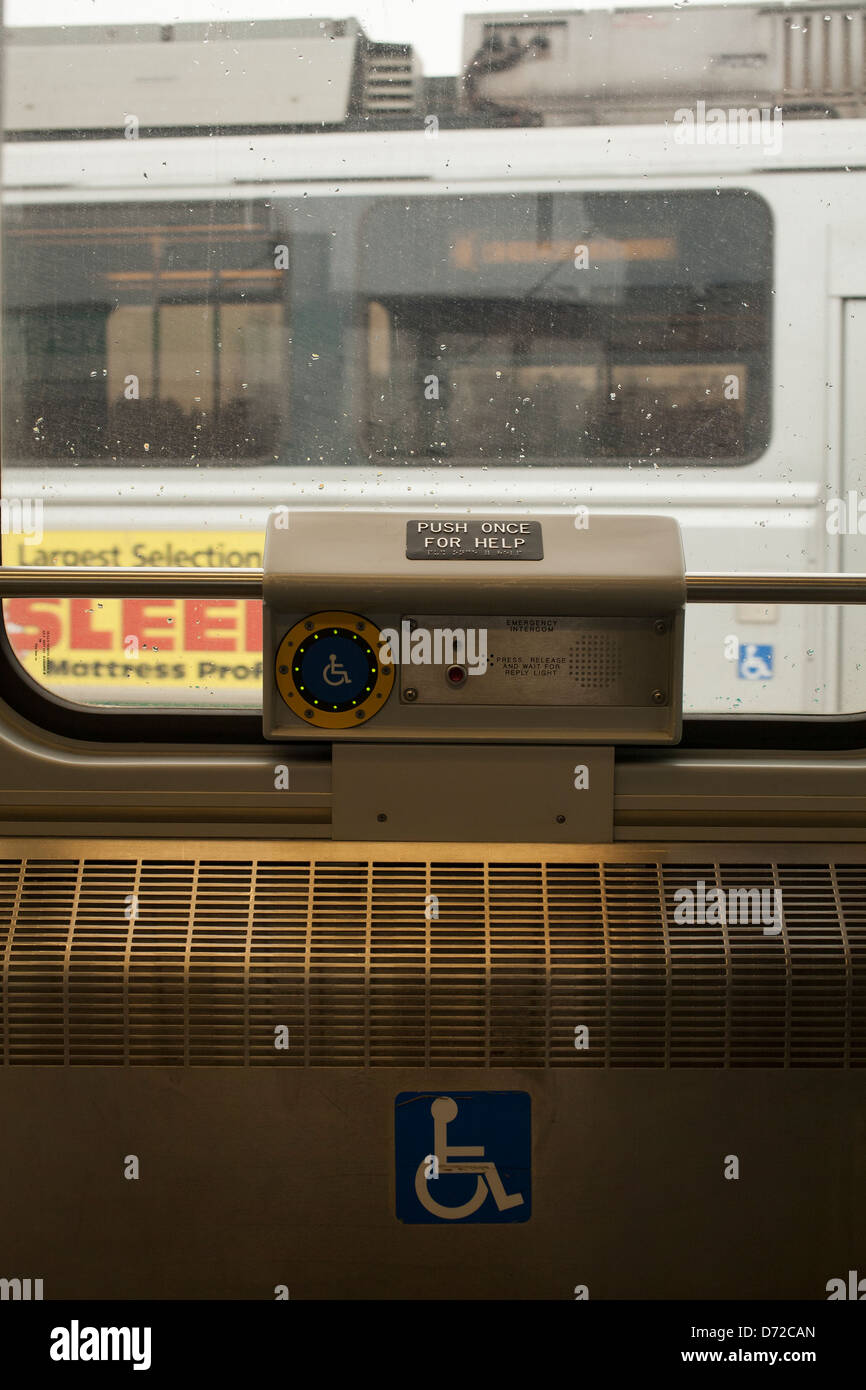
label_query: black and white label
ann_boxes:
[406,519,543,560]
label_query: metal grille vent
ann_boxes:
[362,44,418,115]
[0,855,864,1068]
[783,10,865,103]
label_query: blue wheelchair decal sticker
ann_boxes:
[395,1090,531,1223]
[738,642,774,680]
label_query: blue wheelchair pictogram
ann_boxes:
[738,642,774,680]
[395,1091,531,1223]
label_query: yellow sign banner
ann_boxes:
[4,532,263,702]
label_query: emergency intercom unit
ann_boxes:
[263,510,686,745]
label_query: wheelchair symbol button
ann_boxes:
[322,652,352,686]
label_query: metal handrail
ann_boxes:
[0,567,863,603]
[0,567,262,597]
[685,575,866,604]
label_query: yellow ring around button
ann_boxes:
[274,610,395,729]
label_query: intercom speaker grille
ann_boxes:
[0,852,863,1068]
[568,633,623,691]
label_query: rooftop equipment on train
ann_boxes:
[4,5,865,136]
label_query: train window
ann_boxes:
[362,191,770,465]
[3,201,287,464]
[0,10,863,736]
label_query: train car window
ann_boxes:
[3,201,286,465]
[0,8,864,736]
[362,190,771,465]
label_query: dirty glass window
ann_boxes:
[362,190,771,465]
[3,200,286,465]
[0,3,864,723]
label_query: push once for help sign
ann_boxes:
[3,532,263,707]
